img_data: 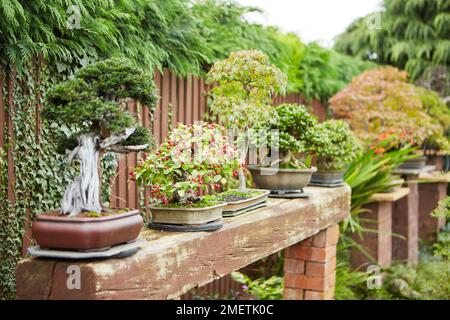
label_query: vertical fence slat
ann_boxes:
[170,72,178,128]
[177,76,185,124]
[161,69,170,139]
[193,77,200,122]
[185,76,193,124]
[153,70,162,145]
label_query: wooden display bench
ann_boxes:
[391,166,434,266]
[417,170,449,243]
[16,185,350,300]
[351,188,409,269]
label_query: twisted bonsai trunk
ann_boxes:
[61,128,145,217]
[61,133,102,216]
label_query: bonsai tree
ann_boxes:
[329,66,446,149]
[270,104,323,168]
[205,50,287,190]
[314,120,360,171]
[42,57,159,216]
[133,122,241,206]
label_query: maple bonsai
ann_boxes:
[42,57,158,216]
[206,50,287,191]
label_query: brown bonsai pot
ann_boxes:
[32,209,143,251]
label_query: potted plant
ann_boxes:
[329,66,446,170]
[248,104,318,195]
[205,50,287,212]
[32,57,158,251]
[310,120,360,186]
[133,122,241,231]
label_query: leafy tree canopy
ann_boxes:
[206,50,287,129]
[334,0,450,88]
[42,57,158,139]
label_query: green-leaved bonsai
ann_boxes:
[205,50,287,190]
[271,103,322,168]
[42,57,159,216]
[314,120,360,171]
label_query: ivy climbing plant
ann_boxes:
[0,63,118,299]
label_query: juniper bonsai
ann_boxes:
[42,57,159,216]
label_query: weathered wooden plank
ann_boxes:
[369,187,410,203]
[16,185,350,300]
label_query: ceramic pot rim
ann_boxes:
[149,202,227,212]
[248,165,317,173]
[35,209,140,223]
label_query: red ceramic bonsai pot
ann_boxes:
[32,210,143,251]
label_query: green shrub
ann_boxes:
[315,120,360,171]
[271,104,322,169]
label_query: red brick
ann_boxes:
[283,258,305,274]
[305,256,336,277]
[287,245,336,262]
[284,273,335,292]
[283,288,304,300]
[304,286,335,300]
[312,225,340,248]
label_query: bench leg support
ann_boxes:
[283,225,339,300]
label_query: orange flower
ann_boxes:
[377,133,390,141]
[374,147,385,154]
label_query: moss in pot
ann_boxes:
[32,58,158,252]
[249,104,320,196]
[205,50,287,212]
[310,120,360,186]
[133,122,241,231]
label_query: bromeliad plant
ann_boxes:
[206,50,287,190]
[42,57,158,216]
[134,122,241,206]
[314,120,360,171]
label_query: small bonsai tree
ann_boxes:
[133,122,241,206]
[42,57,159,216]
[205,50,287,190]
[314,120,360,171]
[270,103,323,168]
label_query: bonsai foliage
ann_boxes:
[270,104,322,169]
[329,66,445,148]
[206,50,287,129]
[42,57,158,216]
[315,120,360,171]
[205,50,287,190]
[133,122,241,206]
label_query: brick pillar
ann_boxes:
[351,201,392,269]
[419,182,447,243]
[283,225,339,300]
[392,175,419,266]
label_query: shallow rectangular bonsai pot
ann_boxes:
[32,209,143,251]
[248,166,317,190]
[223,189,270,213]
[310,170,345,185]
[397,156,427,170]
[149,203,226,225]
